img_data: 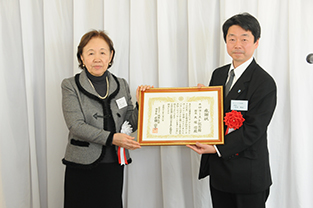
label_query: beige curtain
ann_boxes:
[0,157,5,208]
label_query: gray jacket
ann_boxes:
[61,70,138,167]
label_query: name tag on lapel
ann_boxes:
[231,100,248,111]
[116,97,127,109]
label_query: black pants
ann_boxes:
[64,163,124,208]
[210,184,270,208]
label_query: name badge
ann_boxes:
[116,97,127,109]
[231,100,248,111]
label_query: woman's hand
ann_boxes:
[136,85,154,102]
[112,133,141,150]
[186,142,217,155]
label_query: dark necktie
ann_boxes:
[225,69,235,96]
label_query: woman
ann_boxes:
[61,30,151,208]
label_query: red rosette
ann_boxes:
[224,110,245,134]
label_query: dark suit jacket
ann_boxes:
[199,59,277,194]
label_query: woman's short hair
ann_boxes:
[77,30,115,69]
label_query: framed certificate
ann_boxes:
[137,86,224,145]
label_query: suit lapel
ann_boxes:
[224,59,257,111]
[79,70,98,96]
[107,72,118,96]
[79,70,118,98]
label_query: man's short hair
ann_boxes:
[222,13,261,43]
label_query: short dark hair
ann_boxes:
[222,13,261,43]
[77,30,115,69]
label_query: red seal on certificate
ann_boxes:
[152,128,158,133]
[224,110,245,135]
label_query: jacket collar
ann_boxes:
[79,69,118,98]
[224,58,257,111]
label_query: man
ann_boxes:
[187,13,276,208]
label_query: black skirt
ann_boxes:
[64,163,124,208]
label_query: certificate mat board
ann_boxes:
[137,87,224,145]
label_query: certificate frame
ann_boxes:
[137,86,224,145]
